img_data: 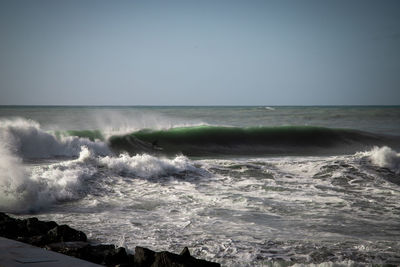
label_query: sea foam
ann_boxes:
[0,118,110,212]
[0,117,110,159]
[367,146,400,173]
[0,143,38,212]
[99,153,197,179]
[0,141,199,212]
[0,145,97,213]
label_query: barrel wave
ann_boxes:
[108,126,394,156]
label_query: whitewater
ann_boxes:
[1,106,400,266]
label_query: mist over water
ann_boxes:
[1,106,400,266]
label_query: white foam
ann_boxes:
[0,117,110,159]
[0,142,201,212]
[357,146,400,173]
[0,143,39,212]
[99,153,197,178]
[291,261,358,267]
[0,144,98,213]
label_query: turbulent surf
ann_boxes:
[1,106,400,266]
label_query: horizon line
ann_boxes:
[0,104,399,107]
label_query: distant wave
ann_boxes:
[108,126,398,156]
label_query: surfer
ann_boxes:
[152,140,163,151]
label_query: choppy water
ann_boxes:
[1,106,400,266]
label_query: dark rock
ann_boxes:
[134,246,156,267]
[134,246,220,267]
[107,247,130,266]
[0,214,28,239]
[152,250,220,267]
[0,212,11,222]
[0,213,58,244]
[0,214,220,267]
[47,242,130,266]
[46,224,87,243]
[46,241,90,250]
[85,244,115,264]
[45,241,90,257]
[152,251,183,267]
[25,217,58,236]
[180,247,191,258]
[0,218,19,239]
[84,244,129,266]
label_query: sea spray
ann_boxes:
[0,117,110,159]
[0,142,202,212]
[0,143,39,212]
[367,146,400,173]
[88,108,209,138]
[0,145,98,212]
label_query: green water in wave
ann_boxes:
[108,125,388,156]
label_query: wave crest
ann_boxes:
[0,145,98,213]
[0,143,199,212]
[365,146,400,173]
[109,126,392,156]
[99,153,197,179]
[0,117,110,159]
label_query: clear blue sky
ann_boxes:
[0,0,399,105]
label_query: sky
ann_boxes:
[0,0,399,105]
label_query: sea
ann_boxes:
[1,106,400,266]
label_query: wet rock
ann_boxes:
[134,246,156,266]
[152,249,220,267]
[25,217,58,236]
[152,251,184,266]
[134,246,220,267]
[180,247,191,258]
[0,212,59,244]
[46,224,87,243]
[0,213,20,239]
[45,241,90,257]
[0,213,220,267]
[47,242,130,266]
[85,245,129,266]
[0,212,10,221]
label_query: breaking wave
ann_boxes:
[0,118,110,159]
[4,117,396,158]
[1,117,399,213]
[358,146,400,174]
[0,145,97,213]
[99,153,197,178]
[0,143,199,212]
[108,125,396,156]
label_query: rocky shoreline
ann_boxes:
[0,212,220,267]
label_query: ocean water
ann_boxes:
[1,106,400,266]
